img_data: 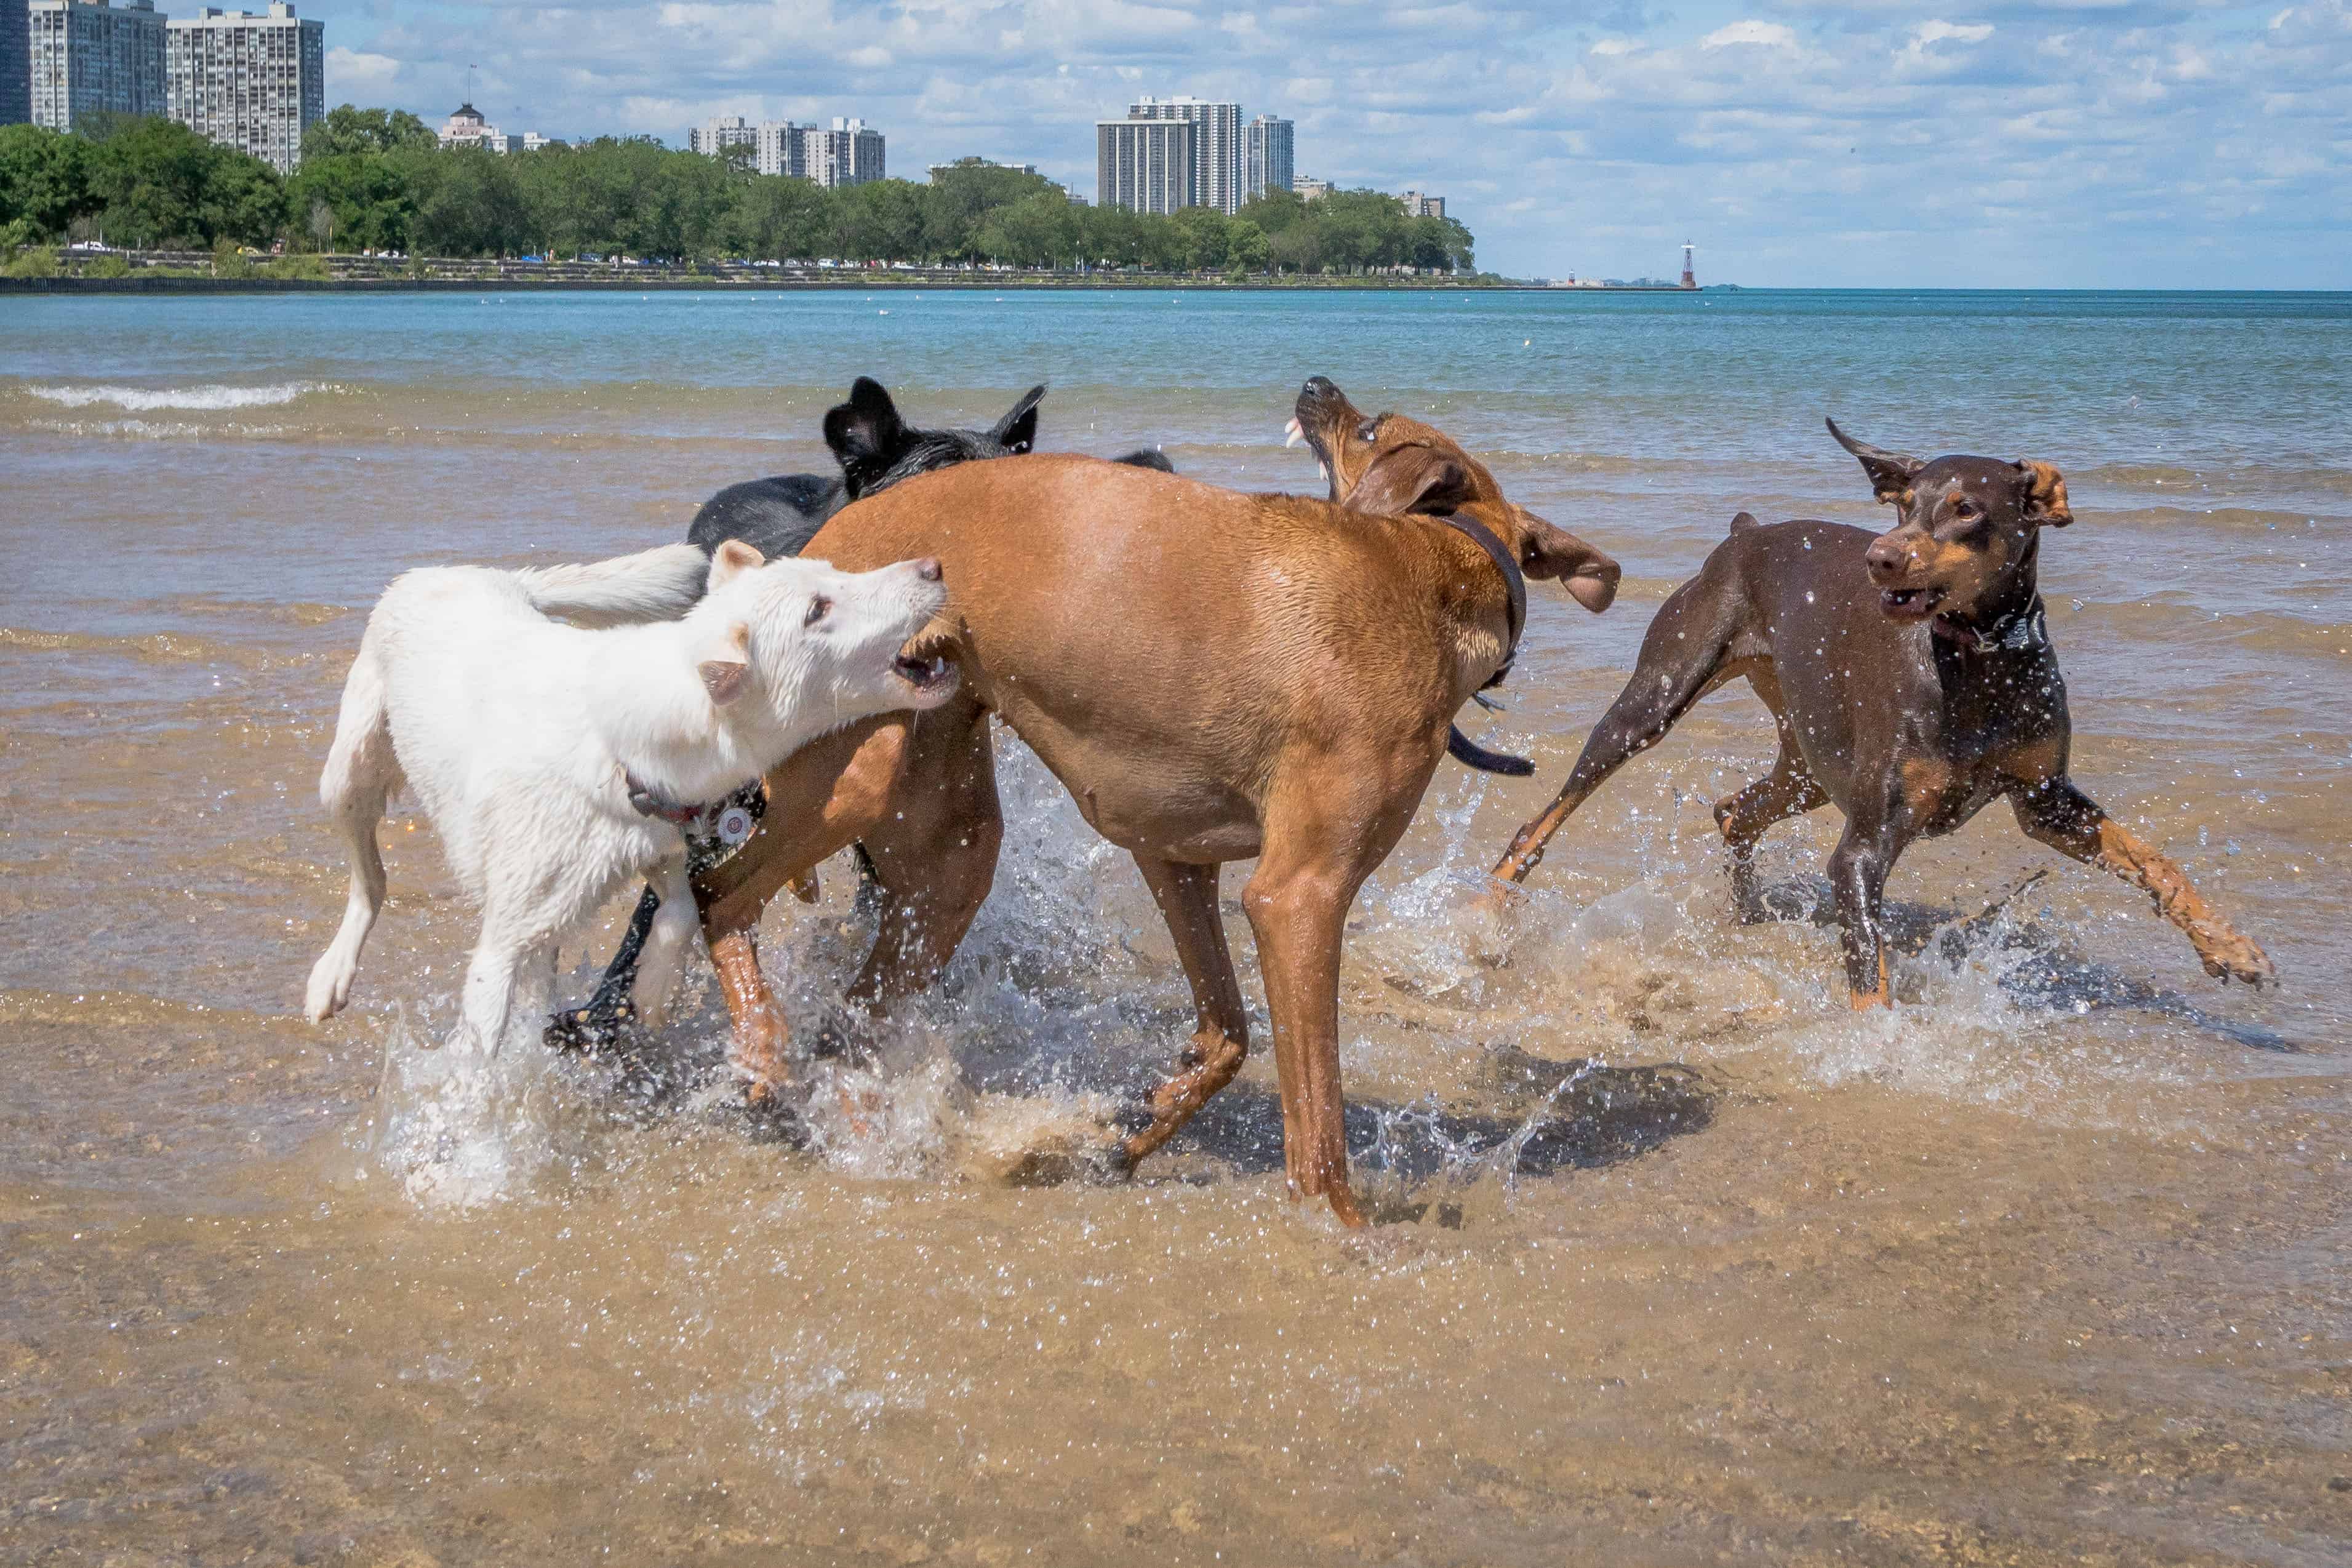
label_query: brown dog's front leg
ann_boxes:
[2013,781,2276,985]
[1242,860,1365,1228]
[708,929,792,1103]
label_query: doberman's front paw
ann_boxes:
[2196,928,2276,988]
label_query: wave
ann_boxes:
[20,380,346,411]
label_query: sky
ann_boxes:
[296,0,2350,287]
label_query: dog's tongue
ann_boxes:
[1283,418,1306,449]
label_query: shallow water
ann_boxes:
[4,288,2349,1566]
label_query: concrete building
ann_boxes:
[1243,114,1292,202]
[1401,189,1445,220]
[1292,174,1331,202]
[754,120,805,178]
[28,0,166,132]
[2,0,31,126]
[1096,116,1194,215]
[165,3,323,174]
[1124,95,1241,214]
[802,117,884,187]
[438,101,512,153]
[688,114,756,159]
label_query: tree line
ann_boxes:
[0,105,1478,275]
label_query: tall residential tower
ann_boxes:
[166,3,324,173]
[28,0,166,132]
[1124,96,1241,214]
[1095,116,1194,215]
[1243,114,1292,202]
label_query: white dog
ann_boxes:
[303,537,955,1056]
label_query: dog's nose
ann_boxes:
[1301,376,1337,398]
[913,558,943,583]
[1863,535,1910,582]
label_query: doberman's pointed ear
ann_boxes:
[825,377,907,496]
[991,384,1046,455]
[1342,444,1474,518]
[2015,458,2073,527]
[1826,417,1924,505]
[1517,508,1620,613]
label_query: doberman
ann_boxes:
[665,378,1619,1223]
[1488,418,2275,1005]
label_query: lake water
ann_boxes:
[4,287,2349,1565]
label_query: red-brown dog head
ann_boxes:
[1830,417,2073,625]
[1289,376,1620,614]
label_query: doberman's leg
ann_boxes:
[1244,749,1435,1226]
[2012,779,2274,985]
[1490,572,1753,887]
[1714,746,1828,922]
[1827,812,1903,1009]
[1119,856,1250,1169]
[846,697,1001,1010]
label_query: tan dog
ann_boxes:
[680,377,1619,1223]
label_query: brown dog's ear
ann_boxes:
[2015,459,2072,527]
[707,538,764,591]
[1342,444,1475,518]
[1826,417,1924,505]
[1517,509,1621,614]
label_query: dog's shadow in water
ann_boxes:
[1753,873,2302,1054]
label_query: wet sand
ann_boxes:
[3,289,2347,1565]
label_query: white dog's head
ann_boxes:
[694,540,957,735]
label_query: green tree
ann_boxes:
[302,105,437,162]
[412,148,527,257]
[287,150,420,252]
[731,172,831,261]
[922,158,1058,261]
[83,116,285,248]
[832,178,926,262]
[0,124,95,242]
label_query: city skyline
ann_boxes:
[7,2,2349,286]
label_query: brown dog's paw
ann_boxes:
[999,1134,1135,1190]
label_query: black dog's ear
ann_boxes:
[1343,444,1474,518]
[990,384,1046,455]
[2015,459,2073,527]
[1112,448,1174,473]
[1826,417,1924,505]
[825,377,908,497]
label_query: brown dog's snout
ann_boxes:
[1863,533,1914,583]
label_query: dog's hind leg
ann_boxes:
[1489,562,1755,888]
[305,641,401,1023]
[1713,673,1826,921]
[628,860,701,1032]
[849,700,1001,1010]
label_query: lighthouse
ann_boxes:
[1680,241,1697,290]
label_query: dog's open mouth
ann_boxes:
[892,649,956,691]
[1880,586,1946,621]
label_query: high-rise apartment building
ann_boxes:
[165,3,323,173]
[2,0,32,126]
[1292,174,1331,202]
[755,120,804,178]
[1095,116,1194,215]
[689,114,755,159]
[802,117,884,187]
[1125,96,1242,214]
[28,0,166,132]
[1401,190,1446,220]
[1243,114,1292,202]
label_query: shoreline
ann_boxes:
[0,273,1702,296]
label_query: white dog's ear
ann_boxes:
[707,538,764,592]
[698,622,751,705]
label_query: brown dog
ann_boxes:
[1486,418,2274,1004]
[680,378,1619,1223]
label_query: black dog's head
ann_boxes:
[822,378,1046,500]
[1830,417,2073,626]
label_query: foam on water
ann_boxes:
[23,380,342,410]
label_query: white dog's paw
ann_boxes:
[305,951,355,1023]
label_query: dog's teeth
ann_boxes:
[1317,462,1329,484]
[1283,418,1305,449]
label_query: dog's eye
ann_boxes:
[1357,420,1380,442]
[804,595,831,627]
[1951,501,1982,522]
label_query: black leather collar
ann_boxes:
[1433,510,1535,775]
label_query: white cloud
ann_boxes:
[1701,20,1798,49]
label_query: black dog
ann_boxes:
[546,378,1172,1054]
[687,378,1168,561]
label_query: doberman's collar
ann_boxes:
[1434,510,1536,777]
[1932,598,2049,655]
